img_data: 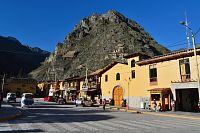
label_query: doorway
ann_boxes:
[113,86,123,106]
[176,88,199,112]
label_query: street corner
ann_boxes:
[0,104,23,122]
[0,111,22,122]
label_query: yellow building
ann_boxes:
[101,49,200,112]
[4,77,37,97]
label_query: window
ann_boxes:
[149,64,157,83]
[131,59,135,67]
[105,75,108,82]
[179,58,190,81]
[116,73,120,80]
[132,70,135,79]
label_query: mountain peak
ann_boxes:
[31,10,169,81]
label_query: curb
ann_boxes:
[0,111,22,122]
[0,108,22,122]
[104,106,200,120]
[142,111,200,120]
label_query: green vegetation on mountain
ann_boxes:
[30,10,169,81]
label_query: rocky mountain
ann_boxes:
[30,10,169,81]
[0,36,50,77]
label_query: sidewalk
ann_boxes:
[107,106,200,120]
[0,101,22,122]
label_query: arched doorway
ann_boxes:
[113,86,123,106]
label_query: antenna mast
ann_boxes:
[185,11,191,50]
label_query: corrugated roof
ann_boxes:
[138,48,200,66]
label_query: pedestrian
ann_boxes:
[158,103,162,112]
[171,100,175,112]
[153,99,157,112]
[124,99,127,107]
[102,99,106,110]
[121,99,124,107]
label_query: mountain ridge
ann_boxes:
[0,36,50,77]
[30,10,170,81]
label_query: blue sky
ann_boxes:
[0,0,200,52]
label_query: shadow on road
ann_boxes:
[13,105,115,124]
[28,105,73,109]
[0,129,43,133]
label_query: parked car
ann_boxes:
[75,97,93,107]
[57,97,66,104]
[21,93,34,108]
[6,93,16,103]
[82,99,93,107]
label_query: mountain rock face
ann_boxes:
[0,36,50,77]
[30,10,169,81]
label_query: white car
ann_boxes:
[75,98,83,107]
[21,93,34,108]
[6,93,16,103]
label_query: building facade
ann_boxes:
[4,78,37,97]
[100,49,200,111]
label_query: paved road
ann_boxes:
[1,99,200,133]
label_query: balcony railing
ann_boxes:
[181,74,191,82]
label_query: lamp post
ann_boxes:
[1,73,5,93]
[125,77,131,109]
[180,21,200,95]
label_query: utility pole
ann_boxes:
[184,12,191,50]
[180,21,200,99]
[1,73,5,94]
[191,33,200,90]
[84,67,88,91]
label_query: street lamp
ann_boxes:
[125,77,131,109]
[180,21,200,93]
[1,73,5,93]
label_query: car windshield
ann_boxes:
[25,94,33,99]
[10,94,16,97]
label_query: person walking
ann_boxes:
[158,103,162,112]
[102,99,106,110]
[153,99,157,112]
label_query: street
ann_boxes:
[1,98,200,133]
